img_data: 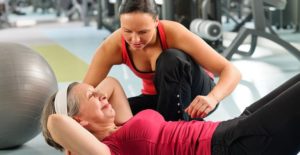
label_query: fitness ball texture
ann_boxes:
[0,42,58,149]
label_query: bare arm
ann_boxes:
[48,114,111,155]
[162,20,241,117]
[95,77,133,125]
[83,30,123,87]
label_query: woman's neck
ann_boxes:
[147,28,158,47]
[89,122,119,141]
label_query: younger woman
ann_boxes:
[83,0,241,120]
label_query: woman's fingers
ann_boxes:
[185,95,215,118]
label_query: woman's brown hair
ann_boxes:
[119,0,158,19]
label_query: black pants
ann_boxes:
[128,49,215,121]
[212,73,300,155]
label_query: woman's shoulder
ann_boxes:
[103,29,122,46]
[159,20,186,31]
[159,20,189,46]
[99,29,123,52]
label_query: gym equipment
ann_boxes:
[222,0,300,61]
[221,0,253,32]
[269,0,299,31]
[0,43,58,149]
[56,0,83,20]
[97,0,121,31]
[56,0,96,26]
[32,0,56,13]
[162,0,223,52]
[190,18,222,41]
[0,0,10,29]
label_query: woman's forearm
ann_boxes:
[95,77,133,125]
[48,114,111,155]
[209,63,241,102]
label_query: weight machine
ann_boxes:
[222,0,300,61]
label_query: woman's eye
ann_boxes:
[87,92,94,100]
[91,92,97,98]
[138,31,147,35]
[124,30,131,33]
[88,94,92,100]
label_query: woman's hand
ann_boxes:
[185,95,219,118]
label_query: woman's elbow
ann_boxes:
[231,63,241,81]
[47,114,68,134]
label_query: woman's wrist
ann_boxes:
[210,92,220,103]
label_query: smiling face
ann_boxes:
[71,83,115,124]
[120,12,158,50]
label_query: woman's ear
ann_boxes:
[155,16,159,26]
[73,116,89,127]
[65,149,71,155]
[79,120,89,127]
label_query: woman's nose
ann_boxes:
[131,33,140,42]
[99,94,107,101]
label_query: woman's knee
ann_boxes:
[156,49,191,71]
[158,49,189,62]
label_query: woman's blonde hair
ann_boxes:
[40,82,80,151]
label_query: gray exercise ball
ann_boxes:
[0,42,58,149]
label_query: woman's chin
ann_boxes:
[131,44,144,49]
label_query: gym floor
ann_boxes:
[0,14,300,155]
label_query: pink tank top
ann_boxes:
[103,109,220,155]
[121,22,213,95]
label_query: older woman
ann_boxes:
[42,75,300,155]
